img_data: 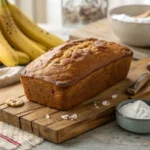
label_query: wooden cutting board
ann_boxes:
[70,18,150,60]
[0,57,150,143]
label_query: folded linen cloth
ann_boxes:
[0,66,24,88]
[0,121,43,150]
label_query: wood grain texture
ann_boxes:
[0,57,150,143]
[70,18,150,60]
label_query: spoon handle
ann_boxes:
[127,72,150,95]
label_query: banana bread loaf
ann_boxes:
[20,38,133,110]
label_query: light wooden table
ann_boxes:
[70,18,150,60]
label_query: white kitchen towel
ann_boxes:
[0,122,43,150]
[0,66,24,88]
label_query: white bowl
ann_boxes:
[108,5,150,47]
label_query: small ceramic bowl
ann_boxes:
[108,5,150,47]
[116,99,150,133]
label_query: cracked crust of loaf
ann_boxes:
[21,38,133,87]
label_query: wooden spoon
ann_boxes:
[134,10,150,18]
[127,72,150,95]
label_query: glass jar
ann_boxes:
[61,0,108,28]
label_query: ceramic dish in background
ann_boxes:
[108,5,150,47]
[116,99,150,134]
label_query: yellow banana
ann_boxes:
[0,29,18,66]
[8,2,65,48]
[0,0,45,61]
[32,40,48,52]
[15,50,30,65]
[0,30,18,67]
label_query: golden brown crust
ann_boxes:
[21,38,133,87]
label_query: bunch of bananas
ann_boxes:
[0,0,65,67]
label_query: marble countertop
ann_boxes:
[30,121,150,150]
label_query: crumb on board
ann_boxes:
[102,100,110,106]
[61,114,69,120]
[45,114,50,119]
[61,114,78,120]
[112,94,118,99]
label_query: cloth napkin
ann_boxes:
[0,122,43,150]
[0,66,24,88]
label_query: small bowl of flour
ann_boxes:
[116,99,150,133]
[108,5,150,47]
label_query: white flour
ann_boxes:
[119,100,150,119]
[111,14,150,23]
